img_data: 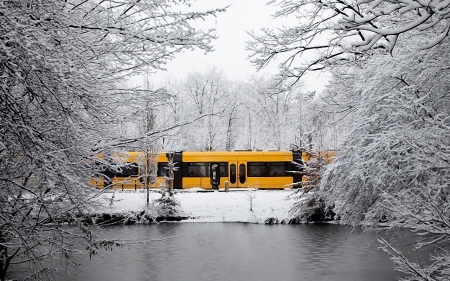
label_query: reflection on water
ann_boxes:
[57,224,401,281]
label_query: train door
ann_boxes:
[228,161,247,188]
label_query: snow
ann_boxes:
[95,189,297,224]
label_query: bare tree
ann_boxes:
[182,68,229,151]
[244,77,297,150]
[224,100,239,151]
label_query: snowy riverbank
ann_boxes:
[94,189,298,224]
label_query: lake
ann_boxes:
[57,223,403,281]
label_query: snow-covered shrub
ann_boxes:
[290,191,335,223]
[153,189,182,218]
[289,153,335,222]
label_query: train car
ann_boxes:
[91,150,317,190]
[178,151,303,189]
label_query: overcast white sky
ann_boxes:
[146,0,328,93]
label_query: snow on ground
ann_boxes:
[95,189,297,224]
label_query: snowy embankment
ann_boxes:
[94,189,297,224]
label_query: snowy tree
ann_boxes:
[303,89,354,152]
[242,77,298,150]
[247,0,450,84]
[289,152,335,223]
[153,152,181,218]
[324,37,450,280]
[290,89,313,150]
[154,68,240,151]
[318,66,360,149]
[0,0,222,280]
[155,80,185,151]
[179,68,230,151]
[248,1,450,279]
[223,83,243,151]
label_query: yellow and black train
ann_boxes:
[90,150,333,190]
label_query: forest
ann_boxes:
[1,0,449,280]
[118,69,341,153]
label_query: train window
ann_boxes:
[115,163,138,177]
[239,163,246,184]
[219,162,228,177]
[269,162,289,177]
[157,162,168,177]
[230,164,236,184]
[248,162,269,177]
[184,162,209,177]
[182,162,228,177]
[248,162,289,177]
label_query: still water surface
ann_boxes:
[58,223,402,281]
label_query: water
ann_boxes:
[58,223,401,281]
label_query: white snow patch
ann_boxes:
[95,189,296,223]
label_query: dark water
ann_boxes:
[58,223,402,281]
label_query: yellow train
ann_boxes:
[90,150,334,190]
